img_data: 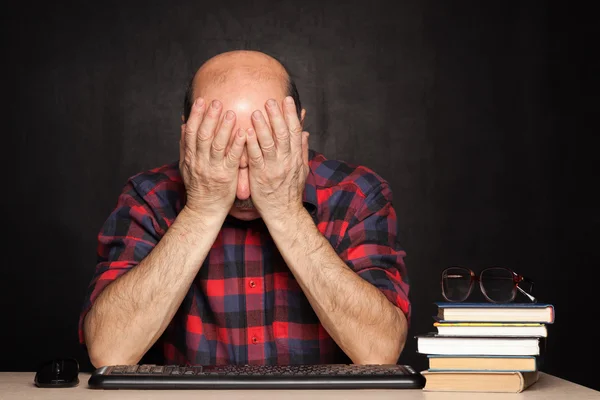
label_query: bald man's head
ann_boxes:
[183,50,302,122]
[180,50,306,222]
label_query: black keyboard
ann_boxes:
[88,364,425,389]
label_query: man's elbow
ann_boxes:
[356,340,405,365]
[84,316,141,368]
[358,307,408,365]
[355,354,401,365]
[89,356,140,369]
[88,344,142,369]
[353,333,407,365]
[86,331,143,368]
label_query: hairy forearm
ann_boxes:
[84,207,224,367]
[264,209,408,364]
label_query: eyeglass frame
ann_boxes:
[440,266,537,303]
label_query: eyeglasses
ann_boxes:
[441,266,537,303]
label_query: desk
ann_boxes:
[1,372,598,399]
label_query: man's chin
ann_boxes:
[228,206,261,221]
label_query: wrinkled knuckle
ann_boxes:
[225,152,238,167]
[183,149,195,165]
[197,128,212,142]
[275,129,289,139]
[250,153,263,165]
[211,142,226,153]
[262,143,276,154]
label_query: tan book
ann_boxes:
[421,370,540,393]
[428,355,537,371]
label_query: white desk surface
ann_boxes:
[1,372,598,399]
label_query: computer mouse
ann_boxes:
[34,358,79,388]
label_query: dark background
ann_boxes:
[3,0,598,391]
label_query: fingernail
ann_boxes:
[212,100,221,109]
[238,128,245,137]
[252,110,262,120]
[285,96,294,105]
[225,110,234,120]
[247,128,255,136]
[195,98,204,107]
[267,99,277,108]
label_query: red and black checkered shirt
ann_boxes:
[79,150,410,365]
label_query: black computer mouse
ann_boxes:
[34,358,79,388]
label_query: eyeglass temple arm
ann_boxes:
[516,285,537,303]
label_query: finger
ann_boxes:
[210,110,236,161]
[251,110,276,160]
[184,98,206,157]
[283,96,303,155]
[265,98,290,155]
[246,128,265,169]
[179,124,186,165]
[225,128,247,169]
[197,99,222,155]
[302,131,309,166]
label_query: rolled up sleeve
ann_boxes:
[78,181,159,345]
[336,183,411,324]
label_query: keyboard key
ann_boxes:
[125,365,139,373]
[137,365,153,374]
[151,366,165,374]
[110,366,126,374]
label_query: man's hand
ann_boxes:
[245,96,310,222]
[179,98,247,219]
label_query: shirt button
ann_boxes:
[249,280,256,288]
[252,336,258,344]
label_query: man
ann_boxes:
[79,50,410,367]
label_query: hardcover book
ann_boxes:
[416,333,545,356]
[427,355,539,372]
[434,302,555,323]
[421,370,539,393]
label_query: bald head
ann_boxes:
[183,50,302,122]
[195,50,287,93]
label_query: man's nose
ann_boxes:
[237,167,250,200]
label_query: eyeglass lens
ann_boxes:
[442,267,472,302]
[480,267,515,302]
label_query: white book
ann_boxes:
[416,333,542,356]
[435,302,555,323]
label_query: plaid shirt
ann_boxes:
[79,150,410,365]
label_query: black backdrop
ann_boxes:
[3,0,598,391]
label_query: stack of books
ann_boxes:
[416,302,555,393]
